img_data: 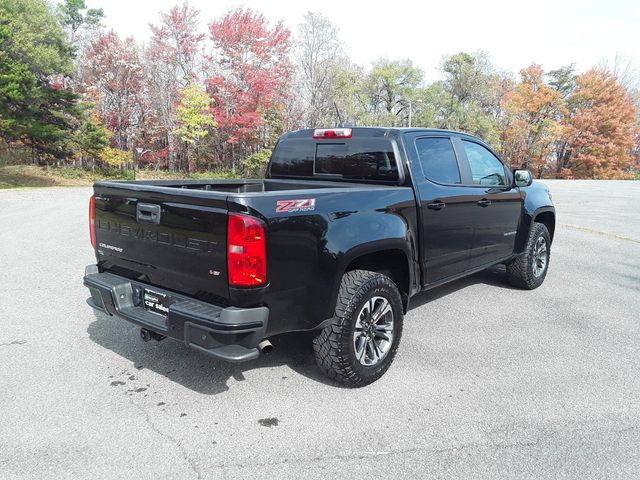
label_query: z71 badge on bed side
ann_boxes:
[275,198,316,213]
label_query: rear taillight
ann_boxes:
[313,128,352,139]
[227,214,267,287]
[89,195,96,249]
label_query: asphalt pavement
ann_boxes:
[0,180,639,479]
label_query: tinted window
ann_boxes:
[462,141,507,186]
[416,137,461,184]
[315,141,398,180]
[270,138,398,181]
[315,144,347,174]
[268,139,314,176]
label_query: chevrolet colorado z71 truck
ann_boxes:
[84,127,555,386]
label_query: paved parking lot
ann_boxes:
[1,180,639,479]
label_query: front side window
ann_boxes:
[415,137,461,184]
[462,141,507,186]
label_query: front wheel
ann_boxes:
[506,222,551,289]
[313,270,403,387]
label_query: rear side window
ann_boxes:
[462,141,507,186]
[416,137,461,184]
[270,138,399,181]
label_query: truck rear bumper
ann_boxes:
[83,265,269,363]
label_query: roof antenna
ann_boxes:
[333,102,344,127]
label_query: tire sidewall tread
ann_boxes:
[313,269,403,387]
[506,222,551,290]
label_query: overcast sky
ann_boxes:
[85,0,639,81]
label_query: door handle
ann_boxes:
[477,198,491,207]
[427,201,446,211]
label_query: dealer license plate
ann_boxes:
[143,289,169,317]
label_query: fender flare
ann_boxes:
[515,206,556,253]
[321,237,415,320]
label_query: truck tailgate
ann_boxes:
[93,184,230,304]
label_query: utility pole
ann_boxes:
[135,148,144,180]
[408,99,423,127]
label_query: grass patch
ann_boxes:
[0,165,239,190]
[0,165,84,189]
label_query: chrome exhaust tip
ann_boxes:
[257,339,273,354]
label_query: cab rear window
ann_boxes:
[270,138,399,181]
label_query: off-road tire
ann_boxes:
[313,269,403,387]
[506,222,551,289]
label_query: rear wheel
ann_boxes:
[506,223,551,289]
[313,270,403,387]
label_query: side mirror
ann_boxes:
[513,169,533,187]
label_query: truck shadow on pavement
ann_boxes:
[408,264,519,310]
[87,312,324,395]
[86,265,516,394]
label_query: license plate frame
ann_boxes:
[142,288,169,317]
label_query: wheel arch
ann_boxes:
[533,209,555,244]
[340,245,413,313]
[515,206,556,253]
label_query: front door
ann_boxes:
[457,139,522,268]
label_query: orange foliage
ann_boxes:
[500,64,566,177]
[561,69,637,179]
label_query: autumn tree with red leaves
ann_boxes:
[80,31,144,151]
[207,8,293,167]
[147,2,205,170]
[149,3,204,84]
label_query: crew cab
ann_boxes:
[83,127,555,386]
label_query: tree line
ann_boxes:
[1,0,639,179]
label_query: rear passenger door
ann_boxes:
[457,139,522,268]
[413,136,479,284]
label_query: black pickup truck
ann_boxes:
[84,127,555,386]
